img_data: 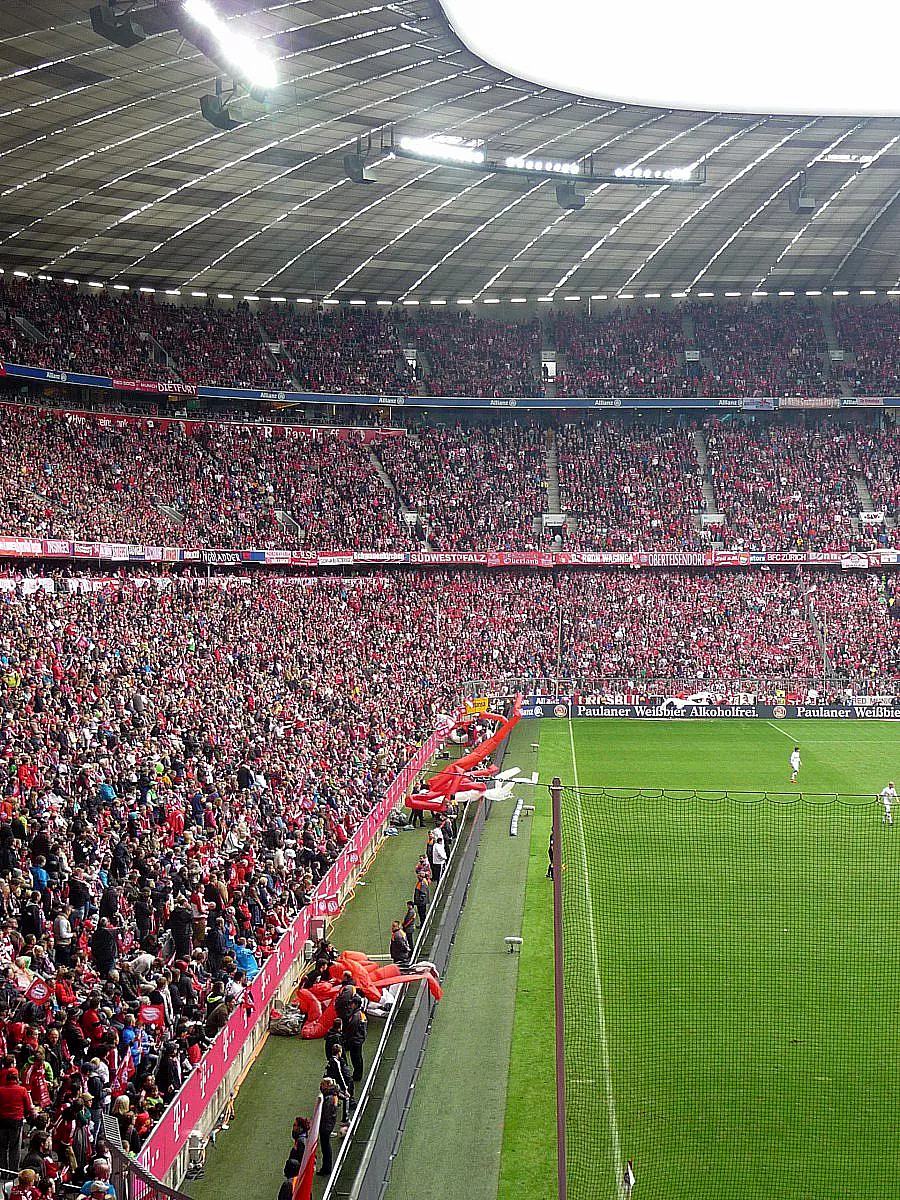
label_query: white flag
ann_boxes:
[623,1159,636,1193]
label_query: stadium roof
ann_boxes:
[2,0,900,304]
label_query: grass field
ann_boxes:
[532,718,900,1200]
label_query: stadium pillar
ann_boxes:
[550,776,567,1200]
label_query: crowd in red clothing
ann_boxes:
[834,303,900,395]
[5,276,900,399]
[412,313,542,398]
[0,410,410,551]
[690,302,837,398]
[854,427,900,548]
[704,420,861,550]
[0,563,887,1190]
[257,309,416,395]
[0,402,897,553]
[375,423,546,550]
[552,308,693,398]
[558,422,703,550]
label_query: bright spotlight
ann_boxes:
[182,0,277,91]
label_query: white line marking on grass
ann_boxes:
[767,720,796,741]
[568,717,623,1198]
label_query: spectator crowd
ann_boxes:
[7,276,900,399]
[0,401,896,553]
[0,563,887,1191]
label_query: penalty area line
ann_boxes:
[567,717,624,1197]
[766,720,796,741]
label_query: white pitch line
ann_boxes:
[567,717,623,1198]
[766,721,796,741]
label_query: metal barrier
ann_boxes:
[461,676,900,700]
[323,721,513,1200]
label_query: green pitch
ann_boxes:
[517,718,900,1200]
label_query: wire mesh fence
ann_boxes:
[555,784,899,1200]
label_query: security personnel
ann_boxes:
[343,997,367,1082]
[334,973,357,1023]
[401,901,417,942]
[414,875,429,929]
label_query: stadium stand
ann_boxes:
[690,301,836,397]
[558,422,704,550]
[374,423,546,549]
[257,308,417,394]
[412,312,543,398]
[834,302,900,395]
[552,307,692,397]
[703,419,861,550]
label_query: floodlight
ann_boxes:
[182,0,278,93]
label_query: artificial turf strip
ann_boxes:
[541,718,900,1200]
[385,723,537,1200]
[496,727,557,1200]
[186,822,429,1200]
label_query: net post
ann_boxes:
[550,775,567,1200]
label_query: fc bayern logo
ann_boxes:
[553,704,567,718]
[773,705,787,719]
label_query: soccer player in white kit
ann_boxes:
[881,781,897,826]
[790,746,801,784]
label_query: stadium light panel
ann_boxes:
[87,281,104,288]
[510,297,528,303]
[112,284,129,291]
[619,292,634,299]
[859,289,877,295]
[139,286,156,294]
[398,135,485,166]
[440,0,900,116]
[217,293,233,299]
[13,270,28,278]
[63,278,79,285]
[805,290,822,296]
[297,298,313,304]
[182,0,277,91]
[376,300,393,306]
[832,290,849,296]
[350,299,367,305]
[697,291,715,298]
[165,289,181,296]
[778,290,795,296]
[644,292,661,298]
[752,290,768,297]
[322,299,340,306]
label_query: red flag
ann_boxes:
[292,1094,321,1200]
[139,1003,165,1027]
[111,1050,135,1098]
[25,977,52,1006]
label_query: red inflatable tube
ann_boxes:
[406,793,454,813]
[294,988,323,1023]
[301,998,337,1040]
[309,980,339,1002]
